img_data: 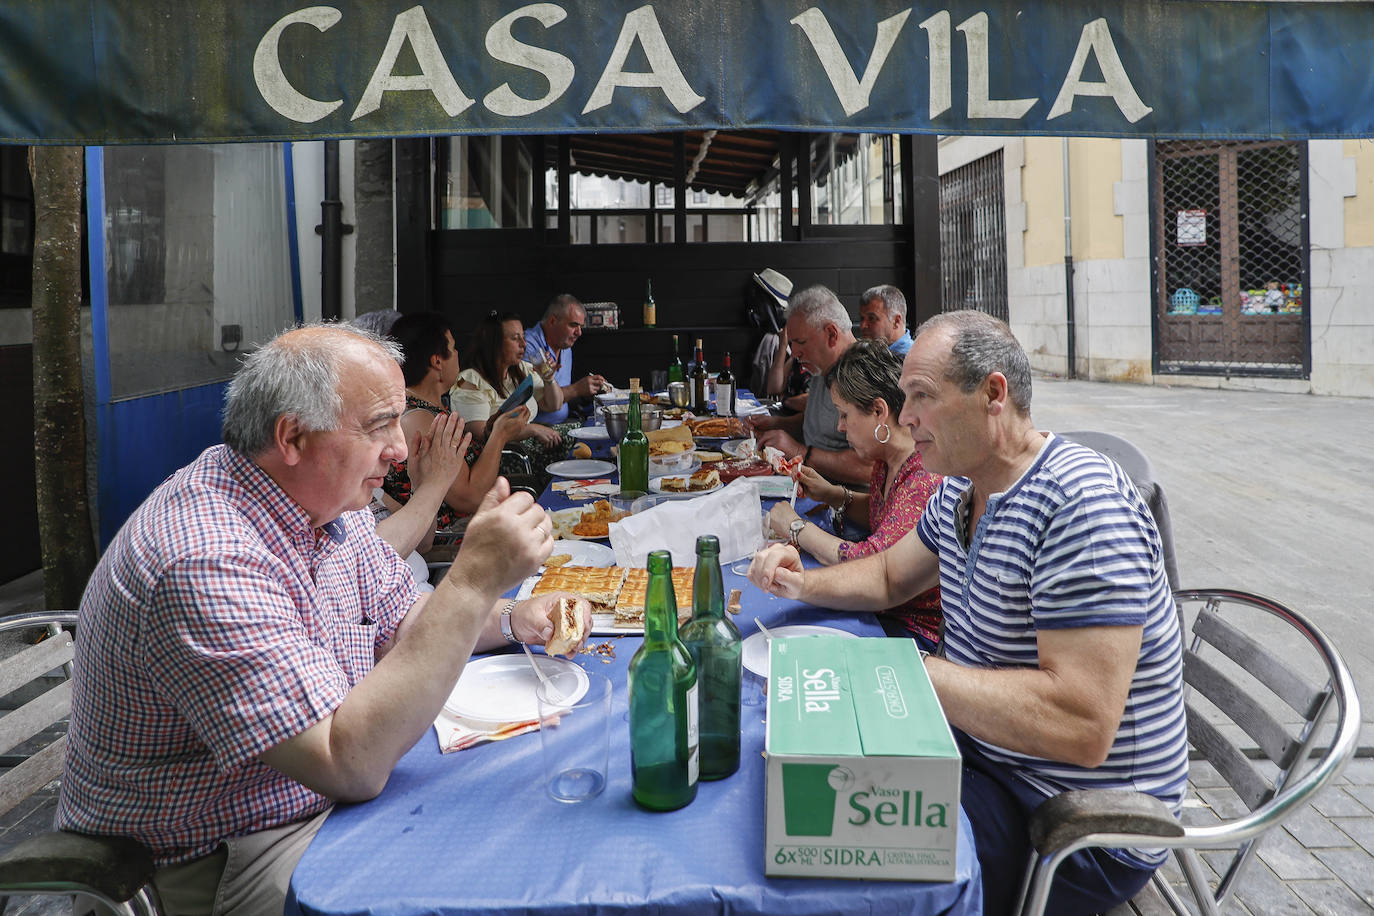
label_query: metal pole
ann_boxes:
[317,140,350,321]
[1062,138,1077,379]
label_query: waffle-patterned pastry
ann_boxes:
[531,565,629,614]
[614,566,694,628]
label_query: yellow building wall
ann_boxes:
[1022,137,1125,268]
[1345,139,1374,249]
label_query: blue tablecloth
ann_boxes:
[286,434,981,916]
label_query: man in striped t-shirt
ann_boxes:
[748,310,1188,915]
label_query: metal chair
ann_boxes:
[1015,588,1361,915]
[0,611,163,915]
[1060,430,1180,590]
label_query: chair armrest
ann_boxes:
[1028,789,1183,855]
[0,830,155,901]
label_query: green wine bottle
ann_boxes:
[629,550,699,810]
[618,378,649,495]
[667,334,686,385]
[678,535,741,780]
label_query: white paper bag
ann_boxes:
[608,478,765,568]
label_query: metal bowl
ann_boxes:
[602,405,662,441]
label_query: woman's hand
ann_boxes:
[488,405,530,446]
[766,502,801,539]
[526,423,564,448]
[409,411,469,494]
[794,465,840,506]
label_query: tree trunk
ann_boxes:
[29,146,95,610]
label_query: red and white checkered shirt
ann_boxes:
[57,445,419,866]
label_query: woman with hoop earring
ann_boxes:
[765,338,943,653]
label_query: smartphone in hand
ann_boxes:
[495,374,535,417]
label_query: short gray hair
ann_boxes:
[861,285,907,321]
[543,293,583,322]
[222,323,403,457]
[914,310,1033,415]
[785,284,852,333]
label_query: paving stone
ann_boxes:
[1340,758,1374,786]
[1284,803,1360,849]
[1196,784,1250,820]
[1312,846,1374,907]
[1289,880,1374,915]
[1256,828,1338,880]
[1343,783,1374,812]
[1311,786,1373,819]
[1189,759,1227,789]
[1227,856,1319,915]
[1334,815,1374,857]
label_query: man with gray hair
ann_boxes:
[749,310,1189,914]
[524,293,607,424]
[858,284,913,358]
[58,323,588,914]
[746,284,871,485]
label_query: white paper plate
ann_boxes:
[547,459,616,478]
[543,541,616,567]
[549,506,620,540]
[444,655,589,723]
[649,476,723,498]
[568,426,610,441]
[741,625,858,678]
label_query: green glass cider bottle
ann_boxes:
[629,550,699,810]
[618,377,649,494]
[678,535,741,779]
[667,334,686,385]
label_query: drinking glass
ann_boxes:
[537,670,612,803]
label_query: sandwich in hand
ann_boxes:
[545,595,590,657]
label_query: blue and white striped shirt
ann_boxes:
[916,433,1189,868]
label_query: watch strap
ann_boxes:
[500,599,520,644]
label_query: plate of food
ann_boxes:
[741,625,857,678]
[650,468,722,497]
[686,416,749,441]
[542,541,616,568]
[568,426,610,441]
[521,563,694,635]
[547,458,616,478]
[444,654,589,723]
[549,501,630,540]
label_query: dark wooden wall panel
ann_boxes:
[427,232,911,388]
[0,345,40,580]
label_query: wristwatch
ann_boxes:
[500,600,520,645]
[788,518,807,549]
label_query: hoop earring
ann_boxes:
[873,423,891,444]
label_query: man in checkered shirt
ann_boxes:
[57,324,584,914]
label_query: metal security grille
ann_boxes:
[1153,140,1308,376]
[940,151,1008,321]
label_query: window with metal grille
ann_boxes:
[1153,140,1308,377]
[939,151,1008,321]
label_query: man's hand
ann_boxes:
[511,593,593,656]
[570,373,607,399]
[444,479,552,597]
[757,428,804,460]
[765,502,802,539]
[409,411,468,494]
[744,414,782,433]
[748,543,806,599]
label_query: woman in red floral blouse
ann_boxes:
[766,338,942,651]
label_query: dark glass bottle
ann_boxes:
[691,338,709,414]
[667,334,686,385]
[629,550,700,810]
[678,535,741,779]
[619,378,649,494]
[643,279,656,328]
[714,353,736,418]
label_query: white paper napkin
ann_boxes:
[608,478,765,567]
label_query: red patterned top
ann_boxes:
[837,450,942,644]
